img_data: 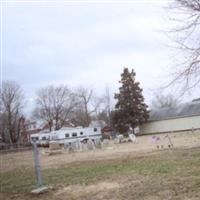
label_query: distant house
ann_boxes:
[140,100,200,134]
[41,120,75,133]
[21,121,42,143]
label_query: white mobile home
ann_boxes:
[30,127,102,145]
[50,127,102,144]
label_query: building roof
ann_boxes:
[102,126,114,133]
[149,100,200,121]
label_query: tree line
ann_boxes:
[0,68,183,145]
[0,81,113,144]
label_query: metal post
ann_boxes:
[31,141,43,188]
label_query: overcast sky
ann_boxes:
[1,0,196,114]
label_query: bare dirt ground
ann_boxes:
[1,130,200,173]
[54,181,121,200]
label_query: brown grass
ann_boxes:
[1,131,200,200]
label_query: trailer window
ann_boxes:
[42,137,46,140]
[32,137,39,141]
[65,133,69,138]
[72,132,77,137]
[94,128,97,132]
[80,132,83,135]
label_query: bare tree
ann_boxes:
[151,93,181,109]
[34,85,77,131]
[0,81,25,144]
[168,0,200,91]
[96,86,113,125]
[77,87,93,127]
[72,87,103,127]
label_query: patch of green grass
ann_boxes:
[0,168,36,192]
[1,148,200,194]
[42,154,176,188]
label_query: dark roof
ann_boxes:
[102,126,114,133]
[149,101,200,121]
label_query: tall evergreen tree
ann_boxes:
[113,68,149,134]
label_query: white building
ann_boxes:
[140,100,200,135]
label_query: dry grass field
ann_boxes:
[1,131,200,200]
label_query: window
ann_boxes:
[80,132,83,135]
[94,128,97,132]
[72,132,77,137]
[32,137,39,141]
[42,137,46,140]
[65,133,69,138]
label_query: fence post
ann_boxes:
[31,141,43,188]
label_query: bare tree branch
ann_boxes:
[72,87,104,127]
[167,0,200,92]
[0,81,25,144]
[151,93,181,109]
[34,85,77,131]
